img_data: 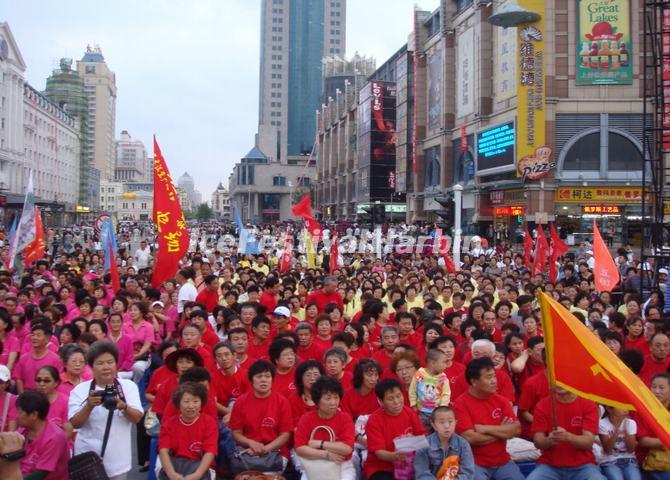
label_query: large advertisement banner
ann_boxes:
[576,0,632,85]
[516,0,553,182]
[456,27,475,117]
[427,46,443,132]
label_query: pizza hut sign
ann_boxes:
[517,145,555,181]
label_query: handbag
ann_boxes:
[643,448,670,472]
[68,380,125,480]
[296,425,342,480]
[159,455,210,480]
[234,472,286,480]
[229,447,284,475]
[144,407,161,437]
[393,451,417,480]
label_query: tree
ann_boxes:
[195,203,213,220]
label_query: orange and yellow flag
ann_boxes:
[540,291,670,449]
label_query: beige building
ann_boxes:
[115,130,149,183]
[99,180,123,214]
[78,45,116,182]
[211,182,230,220]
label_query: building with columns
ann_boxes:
[115,130,149,183]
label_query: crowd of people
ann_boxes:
[0,221,667,480]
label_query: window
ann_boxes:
[608,133,643,171]
[273,176,287,186]
[424,146,441,188]
[85,66,95,74]
[562,133,600,171]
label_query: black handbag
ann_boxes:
[68,380,124,480]
[229,447,283,475]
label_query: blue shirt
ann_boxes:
[414,431,475,480]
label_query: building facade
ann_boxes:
[211,182,231,220]
[257,0,346,163]
[115,130,149,183]
[177,172,196,210]
[228,145,314,223]
[78,45,116,183]
[99,180,123,214]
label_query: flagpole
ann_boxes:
[539,291,559,430]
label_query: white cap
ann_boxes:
[152,301,165,308]
[585,251,594,255]
[0,365,10,382]
[660,268,669,275]
[273,306,291,317]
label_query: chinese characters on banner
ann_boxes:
[493,9,516,102]
[151,136,190,288]
[516,0,554,181]
[456,27,475,117]
[576,0,632,85]
[555,186,648,203]
[582,205,622,214]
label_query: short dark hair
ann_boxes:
[88,319,108,335]
[527,335,545,350]
[311,375,343,404]
[294,360,325,395]
[86,341,119,366]
[353,359,383,390]
[619,349,644,374]
[16,390,50,420]
[465,357,495,385]
[179,367,211,384]
[212,341,235,356]
[332,331,355,348]
[431,405,454,421]
[268,338,296,364]
[172,381,208,408]
[375,378,403,401]
[248,359,276,381]
[252,316,271,329]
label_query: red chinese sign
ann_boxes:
[582,205,622,214]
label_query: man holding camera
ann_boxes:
[69,341,143,480]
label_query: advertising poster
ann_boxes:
[493,5,517,101]
[516,0,554,181]
[576,0,632,85]
[456,27,475,117]
[427,46,443,132]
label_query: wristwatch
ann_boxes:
[0,449,25,461]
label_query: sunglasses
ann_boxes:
[35,378,53,384]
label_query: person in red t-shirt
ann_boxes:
[305,276,344,313]
[453,357,524,480]
[268,338,297,399]
[640,333,670,386]
[288,360,325,424]
[160,367,220,420]
[517,369,550,440]
[228,327,252,371]
[189,310,220,350]
[341,358,382,430]
[151,348,204,418]
[258,277,280,315]
[312,315,334,351]
[180,323,216,373]
[194,275,221,314]
[158,382,218,480]
[527,387,604,480]
[363,378,426,480]
[373,326,400,376]
[144,341,178,403]
[229,360,292,470]
[294,376,356,480]
[295,323,326,363]
[638,372,670,477]
[211,342,249,418]
[432,335,466,392]
[509,335,545,394]
[270,306,294,338]
[247,316,272,361]
[324,347,353,391]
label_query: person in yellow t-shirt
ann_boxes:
[405,284,423,311]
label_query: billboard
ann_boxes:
[427,46,443,132]
[357,81,397,202]
[476,122,516,173]
[576,0,632,85]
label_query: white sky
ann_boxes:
[1,0,440,200]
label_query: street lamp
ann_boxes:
[488,3,540,27]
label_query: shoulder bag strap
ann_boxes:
[0,393,10,432]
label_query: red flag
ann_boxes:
[329,233,339,273]
[279,231,293,274]
[151,136,190,288]
[540,291,670,450]
[549,223,569,282]
[523,225,534,269]
[24,207,45,267]
[291,193,314,219]
[532,224,549,276]
[107,227,121,293]
[434,229,456,273]
[593,220,620,292]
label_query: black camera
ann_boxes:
[94,384,118,410]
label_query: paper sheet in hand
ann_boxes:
[394,435,429,452]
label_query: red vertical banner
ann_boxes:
[24,207,45,267]
[151,136,190,288]
[460,125,468,152]
[523,224,534,269]
[108,227,121,294]
[593,220,620,292]
[532,224,549,276]
[279,231,293,274]
[329,233,339,273]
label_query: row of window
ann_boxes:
[271,82,282,89]
[329,39,341,45]
[271,73,283,79]
[272,27,283,32]
[271,36,283,42]
[271,54,283,60]
[272,17,283,23]
[270,121,282,126]
[272,8,283,13]
[271,92,282,98]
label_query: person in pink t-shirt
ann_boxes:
[13,321,63,393]
[0,313,19,371]
[107,313,135,377]
[122,302,155,382]
[16,390,70,479]
[0,366,17,432]
[35,366,73,437]
[58,345,91,396]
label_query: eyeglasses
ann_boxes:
[35,378,52,384]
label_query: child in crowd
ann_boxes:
[409,348,451,431]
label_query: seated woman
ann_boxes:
[287,360,325,424]
[34,366,73,438]
[158,382,218,480]
[229,360,292,475]
[294,376,356,480]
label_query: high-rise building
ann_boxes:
[77,45,117,183]
[257,0,346,163]
[115,130,148,183]
[177,172,195,209]
[45,58,95,208]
